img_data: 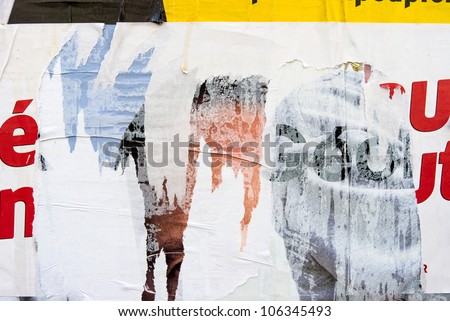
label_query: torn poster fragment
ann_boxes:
[272,66,421,300]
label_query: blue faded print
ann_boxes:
[48,25,154,158]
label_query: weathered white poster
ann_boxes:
[0,23,449,300]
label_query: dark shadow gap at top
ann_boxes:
[8,0,166,24]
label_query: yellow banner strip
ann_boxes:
[164,0,450,23]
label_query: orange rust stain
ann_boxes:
[184,92,266,250]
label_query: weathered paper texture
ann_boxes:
[0,23,449,300]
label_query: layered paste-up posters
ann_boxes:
[0,1,450,301]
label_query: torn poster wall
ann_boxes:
[0,23,450,300]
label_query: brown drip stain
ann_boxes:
[364,64,372,83]
[142,178,187,301]
[117,107,187,301]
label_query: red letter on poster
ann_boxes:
[0,110,38,167]
[415,153,438,204]
[439,142,450,201]
[410,80,450,132]
[0,187,35,239]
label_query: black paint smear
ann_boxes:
[39,154,47,172]
[115,106,146,175]
[8,0,166,24]
[192,80,210,107]
[118,0,166,24]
